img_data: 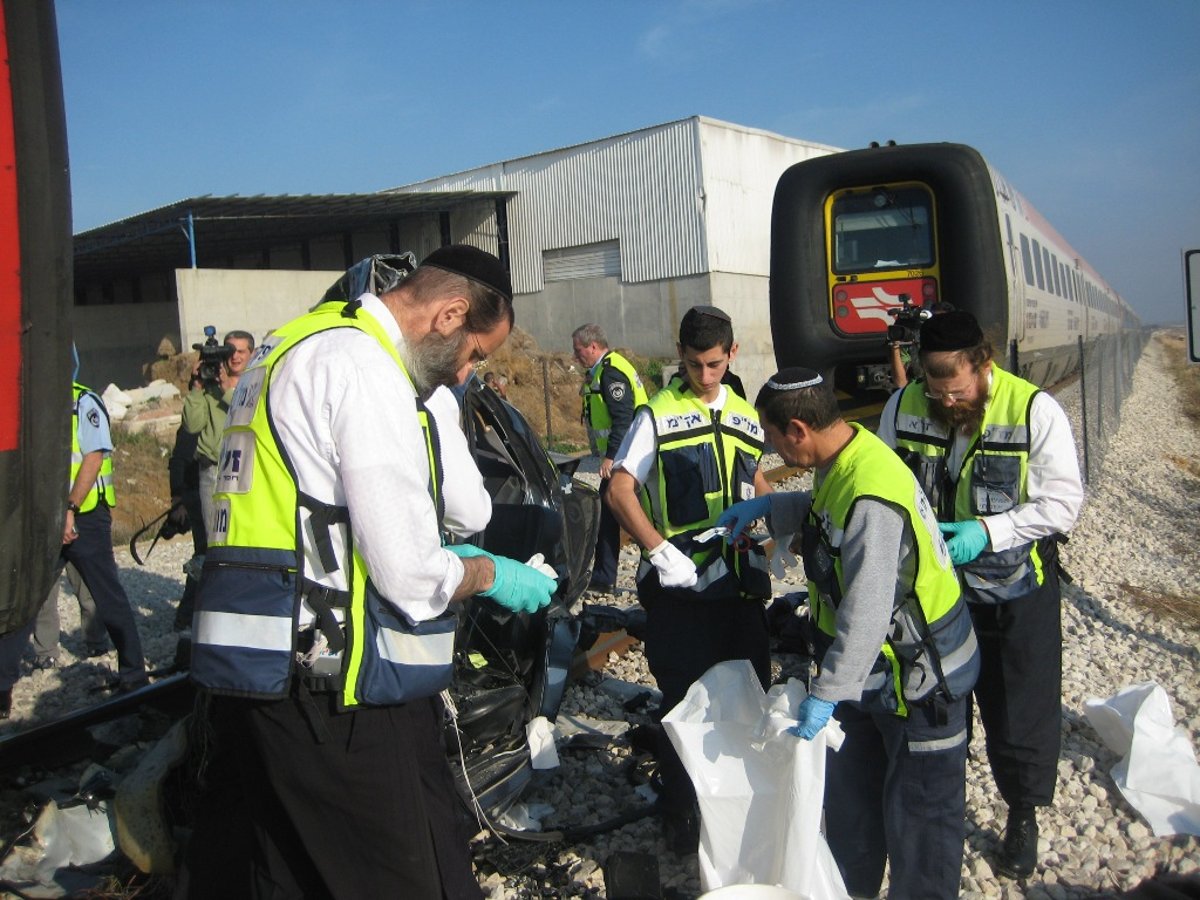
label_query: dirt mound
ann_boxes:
[482,327,661,453]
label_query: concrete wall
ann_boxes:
[73,269,343,390]
[528,272,712,360]
[176,268,344,352]
[710,270,774,402]
[518,269,776,402]
[72,302,181,390]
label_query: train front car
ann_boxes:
[770,143,1009,413]
[770,141,1135,410]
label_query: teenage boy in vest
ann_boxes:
[190,246,557,898]
[606,305,773,854]
[572,323,649,593]
[877,310,1083,879]
[719,367,980,899]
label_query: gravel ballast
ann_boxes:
[2,333,1197,898]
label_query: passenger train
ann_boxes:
[769,142,1138,405]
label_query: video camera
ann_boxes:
[885,294,933,346]
[192,325,233,388]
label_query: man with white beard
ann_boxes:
[189,245,556,898]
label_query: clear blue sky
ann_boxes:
[56,0,1199,326]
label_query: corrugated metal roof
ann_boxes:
[74,191,513,279]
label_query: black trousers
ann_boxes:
[638,574,770,814]
[969,568,1063,810]
[219,689,482,900]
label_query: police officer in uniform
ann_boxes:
[720,367,980,899]
[58,381,149,690]
[606,305,773,853]
[571,323,648,592]
[877,310,1083,879]
[190,245,557,898]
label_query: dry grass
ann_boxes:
[1120,582,1200,631]
[477,327,666,453]
[111,425,174,547]
[1159,330,1200,426]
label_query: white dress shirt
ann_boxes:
[877,376,1084,552]
[267,293,472,625]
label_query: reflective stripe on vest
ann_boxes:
[637,382,770,599]
[190,301,454,706]
[581,351,648,455]
[71,383,115,512]
[892,365,1044,604]
[805,424,978,716]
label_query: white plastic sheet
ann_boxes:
[662,659,850,899]
[1084,681,1200,836]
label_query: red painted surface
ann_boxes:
[0,8,22,452]
[830,277,937,336]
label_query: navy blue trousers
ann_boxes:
[60,505,145,683]
[824,697,969,900]
[590,477,620,587]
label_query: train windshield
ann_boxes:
[831,185,934,274]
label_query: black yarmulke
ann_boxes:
[421,244,513,302]
[920,309,984,352]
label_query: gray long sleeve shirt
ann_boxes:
[770,489,914,704]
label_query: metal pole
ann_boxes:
[186,211,196,268]
[542,356,553,446]
[1077,335,1090,484]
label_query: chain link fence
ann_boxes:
[1075,329,1150,483]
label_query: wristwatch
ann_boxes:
[66,500,81,514]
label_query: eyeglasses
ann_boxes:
[923,386,971,402]
[469,333,488,370]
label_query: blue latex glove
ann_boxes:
[939,519,989,566]
[787,695,837,740]
[715,495,773,542]
[445,544,557,614]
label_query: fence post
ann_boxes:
[1077,335,1091,484]
[542,356,553,446]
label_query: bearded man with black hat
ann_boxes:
[189,245,557,898]
[876,309,1084,881]
[719,367,980,899]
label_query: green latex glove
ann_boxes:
[445,544,556,614]
[939,520,988,566]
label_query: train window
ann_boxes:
[1042,248,1054,295]
[1051,254,1062,297]
[830,185,934,274]
[1020,235,1035,287]
[1031,239,1046,289]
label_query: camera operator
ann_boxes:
[182,329,255,539]
[888,300,954,389]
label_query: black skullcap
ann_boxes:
[421,244,513,302]
[919,309,984,353]
[682,304,731,324]
[762,367,824,392]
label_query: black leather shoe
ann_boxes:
[996,808,1038,878]
[661,806,700,856]
[114,675,151,695]
[587,581,615,595]
[0,689,11,719]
